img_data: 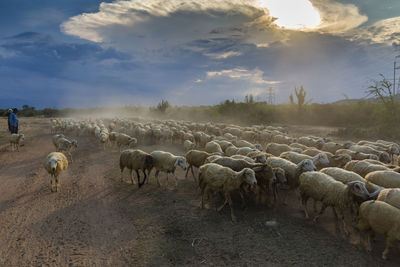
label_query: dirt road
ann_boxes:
[0,118,396,266]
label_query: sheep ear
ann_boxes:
[174,159,179,167]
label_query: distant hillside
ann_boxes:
[331,94,400,104]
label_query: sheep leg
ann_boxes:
[140,170,147,187]
[382,237,394,260]
[366,231,373,252]
[185,164,190,178]
[172,172,178,189]
[120,167,125,182]
[55,175,60,192]
[155,170,161,187]
[136,170,141,188]
[239,189,247,210]
[313,203,327,222]
[165,172,169,189]
[340,211,350,237]
[50,174,54,192]
[69,152,73,163]
[301,194,310,219]
[226,193,237,222]
[217,197,228,212]
[129,169,135,185]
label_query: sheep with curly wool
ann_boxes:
[151,150,186,188]
[44,152,68,192]
[299,171,371,236]
[198,163,257,222]
[356,200,400,260]
[120,149,154,187]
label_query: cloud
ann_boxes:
[349,16,400,46]
[311,0,368,33]
[206,67,280,85]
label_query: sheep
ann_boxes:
[321,142,342,154]
[54,138,78,163]
[320,167,382,195]
[344,160,391,177]
[204,154,223,164]
[265,157,316,204]
[213,140,233,152]
[225,145,239,156]
[335,149,378,161]
[377,189,400,209]
[120,149,154,187]
[52,134,65,147]
[356,200,400,260]
[231,155,254,163]
[44,152,68,192]
[304,148,351,168]
[151,151,187,188]
[280,151,329,170]
[210,157,264,172]
[299,172,371,236]
[365,170,400,188]
[254,166,286,206]
[298,136,324,149]
[349,145,391,163]
[290,143,308,150]
[185,150,219,181]
[9,133,24,151]
[116,133,137,151]
[183,140,196,152]
[198,163,257,222]
[246,151,269,163]
[236,147,257,156]
[205,141,223,154]
[265,143,293,156]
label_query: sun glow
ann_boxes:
[257,0,321,30]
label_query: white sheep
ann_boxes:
[377,188,400,209]
[280,151,329,170]
[344,160,392,178]
[116,133,137,151]
[44,152,68,192]
[365,170,400,188]
[9,133,24,151]
[198,163,257,222]
[183,140,196,152]
[299,171,371,236]
[356,200,400,260]
[205,141,223,154]
[151,151,187,188]
[320,167,382,195]
[265,143,293,156]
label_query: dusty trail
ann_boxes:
[0,118,397,266]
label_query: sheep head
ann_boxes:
[174,157,187,170]
[49,158,61,173]
[379,152,391,164]
[347,181,371,201]
[297,159,317,172]
[71,140,78,147]
[368,184,384,199]
[313,153,329,166]
[332,154,351,168]
[273,167,287,185]
[240,168,257,187]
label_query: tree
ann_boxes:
[155,99,170,113]
[366,74,396,116]
[244,94,254,104]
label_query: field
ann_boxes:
[0,117,398,266]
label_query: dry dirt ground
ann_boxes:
[0,117,399,266]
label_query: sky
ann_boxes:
[1,0,400,108]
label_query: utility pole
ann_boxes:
[267,87,275,105]
[395,55,400,96]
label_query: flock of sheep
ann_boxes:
[36,117,400,260]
